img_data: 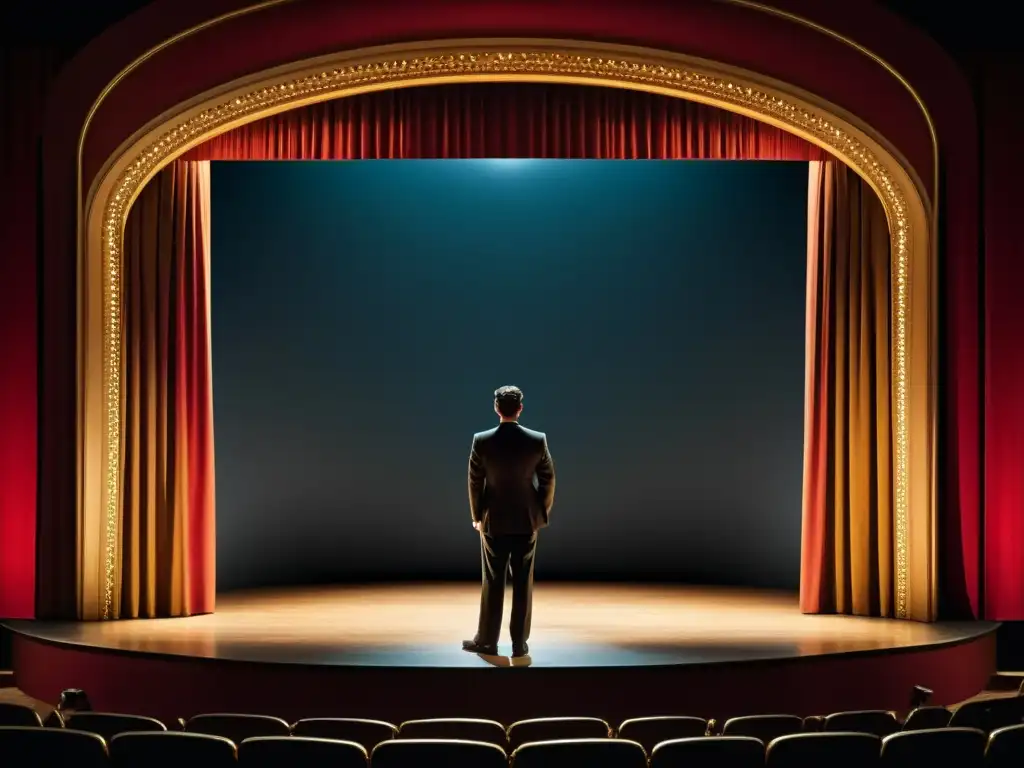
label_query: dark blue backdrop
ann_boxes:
[211,159,808,592]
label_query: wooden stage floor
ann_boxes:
[7,583,993,668]
[5,584,999,723]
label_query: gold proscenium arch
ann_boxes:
[82,39,936,621]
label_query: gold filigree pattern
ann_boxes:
[99,48,911,619]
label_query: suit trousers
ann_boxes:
[474,532,538,647]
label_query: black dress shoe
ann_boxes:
[512,642,529,658]
[462,639,498,655]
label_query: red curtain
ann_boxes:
[0,47,63,619]
[981,55,1024,620]
[801,161,893,616]
[183,83,828,162]
[121,160,214,618]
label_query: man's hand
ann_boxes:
[472,521,481,531]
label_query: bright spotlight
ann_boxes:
[486,158,531,170]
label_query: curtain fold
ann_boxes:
[120,160,214,618]
[801,161,893,617]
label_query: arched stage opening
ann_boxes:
[8,0,997,725]
[82,39,933,620]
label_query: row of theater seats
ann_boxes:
[2,699,1024,767]
[2,722,1024,767]
[5,698,1024,747]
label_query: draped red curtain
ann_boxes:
[801,161,893,616]
[183,83,828,162]
[0,47,65,619]
[981,56,1024,620]
[128,83,830,616]
[121,161,214,618]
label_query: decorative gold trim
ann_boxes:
[85,40,933,620]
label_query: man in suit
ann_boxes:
[462,385,556,658]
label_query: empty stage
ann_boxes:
[6,584,996,725]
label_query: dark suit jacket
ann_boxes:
[468,422,556,535]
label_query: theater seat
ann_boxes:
[766,732,881,768]
[617,716,708,752]
[238,735,367,768]
[722,715,803,743]
[650,736,764,768]
[947,700,990,731]
[371,738,507,768]
[67,713,166,741]
[110,731,236,768]
[0,726,108,768]
[880,727,986,768]
[0,703,43,727]
[986,724,1024,768]
[901,707,951,731]
[511,738,647,768]
[291,718,397,751]
[949,698,1024,732]
[398,718,507,748]
[508,717,611,749]
[186,713,290,743]
[824,711,900,737]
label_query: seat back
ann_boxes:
[824,711,900,737]
[650,736,764,768]
[399,718,507,748]
[881,727,986,768]
[371,738,507,768]
[291,718,397,751]
[901,707,951,731]
[238,735,367,768]
[42,710,65,727]
[801,716,825,732]
[949,698,1024,732]
[511,738,647,768]
[186,713,290,743]
[947,700,992,731]
[110,731,236,768]
[0,703,43,727]
[617,716,707,752]
[0,726,108,768]
[987,723,1024,768]
[766,732,881,768]
[508,717,610,749]
[68,713,166,741]
[723,714,803,742]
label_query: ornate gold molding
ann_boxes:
[85,40,934,620]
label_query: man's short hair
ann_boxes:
[494,385,524,418]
